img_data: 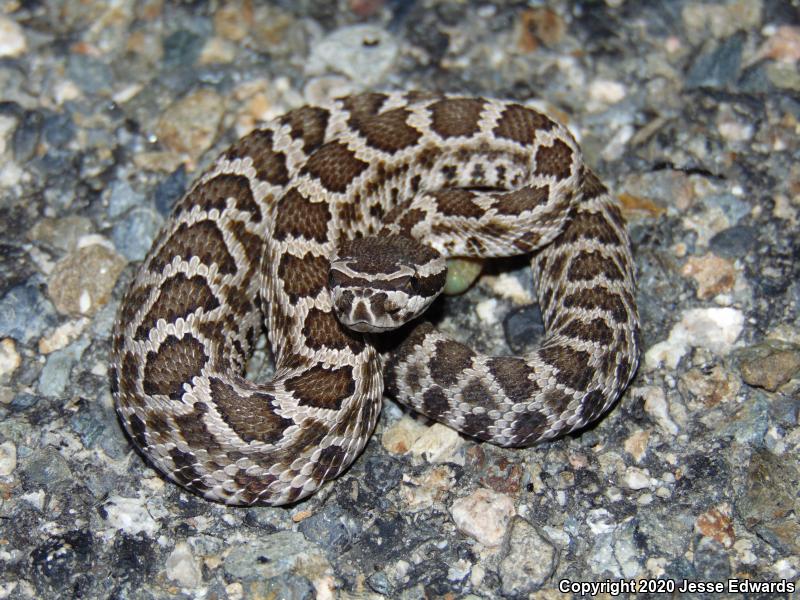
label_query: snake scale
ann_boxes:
[111,92,640,506]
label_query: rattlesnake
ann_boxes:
[111,92,640,506]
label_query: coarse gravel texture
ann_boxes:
[1,1,799,599]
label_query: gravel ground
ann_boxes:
[1,1,799,598]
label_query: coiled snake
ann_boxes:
[111,92,640,505]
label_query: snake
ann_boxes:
[110,92,641,506]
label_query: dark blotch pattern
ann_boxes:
[303,141,369,193]
[311,444,347,483]
[559,317,614,346]
[429,98,486,138]
[150,220,237,275]
[173,401,222,453]
[539,344,594,391]
[559,210,623,246]
[510,410,549,445]
[225,129,289,186]
[492,185,550,215]
[143,335,208,400]
[567,251,624,282]
[343,94,421,152]
[179,174,262,222]
[286,364,355,410]
[278,252,329,304]
[463,412,494,437]
[209,377,292,445]
[487,357,538,404]
[421,387,449,419]
[535,139,574,180]
[429,340,475,387]
[280,105,330,154]
[273,189,331,243]
[431,189,483,218]
[302,308,364,353]
[563,288,629,324]
[493,104,554,144]
[136,273,220,339]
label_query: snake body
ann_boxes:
[111,92,640,505]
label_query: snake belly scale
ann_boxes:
[110,92,641,506]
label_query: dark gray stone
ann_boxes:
[503,304,545,353]
[154,165,187,216]
[686,32,745,89]
[709,225,757,259]
[111,206,163,261]
[0,282,58,345]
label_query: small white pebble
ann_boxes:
[0,440,17,476]
[624,466,652,490]
[0,17,27,58]
[475,298,499,325]
[450,488,515,547]
[166,542,203,588]
[641,386,679,435]
[78,289,92,314]
[0,338,21,379]
[589,79,626,105]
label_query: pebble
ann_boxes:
[223,531,325,580]
[498,518,556,595]
[166,542,203,588]
[443,258,483,295]
[450,487,515,547]
[709,225,757,259]
[640,386,679,435]
[153,165,187,215]
[0,338,21,379]
[399,465,454,511]
[680,364,740,406]
[695,503,735,549]
[681,253,736,299]
[23,447,73,488]
[0,440,17,476]
[47,244,126,316]
[297,505,361,555]
[101,494,161,537]
[0,17,27,58]
[738,340,800,392]
[503,304,545,353]
[694,536,731,581]
[0,282,58,344]
[162,29,204,70]
[38,337,90,398]
[517,7,565,51]
[685,31,744,89]
[623,466,653,490]
[381,415,428,455]
[107,180,146,219]
[738,450,799,551]
[408,422,463,465]
[307,24,398,86]
[588,79,626,106]
[66,54,114,95]
[38,318,89,354]
[111,206,163,261]
[156,88,226,162]
[645,307,744,369]
[756,25,800,63]
[623,429,650,463]
[28,216,94,253]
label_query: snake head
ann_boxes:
[329,234,447,333]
